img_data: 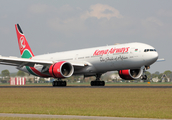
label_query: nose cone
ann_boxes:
[146,52,158,65]
[152,52,159,62]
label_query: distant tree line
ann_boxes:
[0,70,26,83]
[145,70,172,82]
[0,69,172,83]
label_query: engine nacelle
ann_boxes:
[118,69,143,80]
[49,61,74,78]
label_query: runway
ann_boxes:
[0,113,171,120]
[0,85,172,88]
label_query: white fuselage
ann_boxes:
[22,42,158,77]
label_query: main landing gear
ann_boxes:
[52,79,67,87]
[90,74,105,86]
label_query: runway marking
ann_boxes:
[0,113,171,120]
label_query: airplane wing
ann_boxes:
[0,56,87,67]
[0,56,53,67]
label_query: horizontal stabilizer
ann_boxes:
[156,58,165,62]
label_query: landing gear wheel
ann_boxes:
[90,74,105,86]
[141,75,147,80]
[52,81,67,87]
[90,81,105,86]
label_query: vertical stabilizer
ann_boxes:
[15,24,34,59]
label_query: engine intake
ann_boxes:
[49,61,74,78]
[118,69,143,80]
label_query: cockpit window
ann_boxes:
[144,49,156,52]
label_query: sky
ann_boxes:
[0,0,171,73]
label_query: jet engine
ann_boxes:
[118,69,143,80]
[49,61,74,78]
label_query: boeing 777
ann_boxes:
[0,24,161,86]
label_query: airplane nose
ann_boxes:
[145,51,159,66]
[152,52,158,62]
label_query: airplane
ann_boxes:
[0,24,161,86]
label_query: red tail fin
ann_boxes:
[15,24,34,58]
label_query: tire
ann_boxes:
[90,81,105,86]
[144,75,147,80]
[52,81,67,87]
[52,81,55,87]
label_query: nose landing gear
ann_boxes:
[141,67,148,80]
[141,75,147,80]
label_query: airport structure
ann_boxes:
[10,77,26,85]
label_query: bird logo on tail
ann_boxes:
[15,24,34,59]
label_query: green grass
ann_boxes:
[0,117,85,120]
[0,87,172,119]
